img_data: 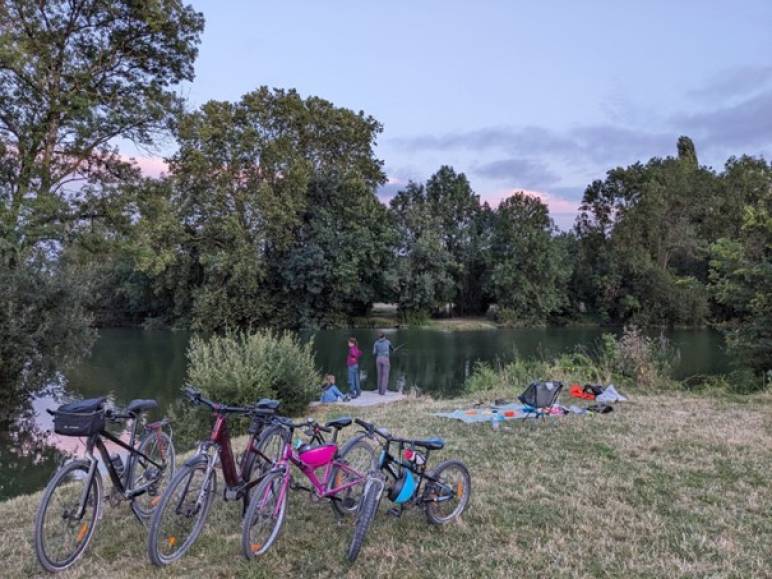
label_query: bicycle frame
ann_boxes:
[195,409,275,501]
[261,429,367,517]
[368,435,453,509]
[75,416,168,519]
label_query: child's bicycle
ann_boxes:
[346,418,471,562]
[34,397,175,573]
[241,415,374,559]
[147,386,283,566]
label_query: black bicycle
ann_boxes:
[34,397,175,573]
[347,418,471,562]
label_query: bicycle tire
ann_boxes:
[346,475,383,563]
[33,460,103,573]
[147,460,215,566]
[130,429,176,521]
[330,433,375,517]
[241,424,287,514]
[241,470,287,559]
[423,459,471,525]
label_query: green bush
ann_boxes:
[464,361,501,393]
[600,326,678,388]
[186,330,320,415]
[170,329,320,450]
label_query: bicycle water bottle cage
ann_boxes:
[388,470,417,504]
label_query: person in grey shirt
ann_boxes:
[372,332,392,395]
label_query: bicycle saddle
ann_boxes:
[126,399,159,415]
[413,437,444,450]
[325,416,352,429]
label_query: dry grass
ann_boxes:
[2,390,771,578]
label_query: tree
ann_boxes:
[489,192,567,324]
[709,166,772,375]
[0,0,204,401]
[130,87,386,331]
[0,0,204,263]
[389,182,454,319]
[424,166,485,313]
[573,137,715,325]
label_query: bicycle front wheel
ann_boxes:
[347,474,383,563]
[34,460,103,573]
[147,460,215,566]
[130,429,176,520]
[241,470,287,559]
[330,434,374,517]
[242,425,287,513]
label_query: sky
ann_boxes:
[131,0,772,229]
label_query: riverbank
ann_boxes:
[3,390,770,578]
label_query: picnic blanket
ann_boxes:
[433,403,530,423]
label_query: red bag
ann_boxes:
[569,384,595,400]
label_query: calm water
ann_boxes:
[0,326,729,500]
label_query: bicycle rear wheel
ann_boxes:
[347,474,383,563]
[423,459,471,524]
[34,460,103,573]
[130,429,176,520]
[241,470,287,559]
[147,460,215,566]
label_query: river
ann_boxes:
[0,326,729,500]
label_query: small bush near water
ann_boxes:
[170,330,319,448]
[465,326,678,394]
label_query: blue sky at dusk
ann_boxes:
[133,0,772,229]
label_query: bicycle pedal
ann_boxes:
[386,507,402,518]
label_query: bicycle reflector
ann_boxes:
[388,470,417,504]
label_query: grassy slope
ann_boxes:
[3,391,771,578]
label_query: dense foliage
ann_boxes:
[1,1,770,407]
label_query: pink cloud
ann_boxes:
[120,155,169,177]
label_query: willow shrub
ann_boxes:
[187,330,319,414]
[171,330,319,449]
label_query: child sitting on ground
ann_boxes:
[320,374,348,403]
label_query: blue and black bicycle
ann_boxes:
[347,418,471,562]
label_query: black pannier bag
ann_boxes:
[53,397,107,437]
[518,381,563,409]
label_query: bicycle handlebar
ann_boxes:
[183,385,270,416]
[355,418,391,440]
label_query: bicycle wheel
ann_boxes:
[242,425,287,512]
[147,460,215,566]
[241,470,287,559]
[34,460,103,573]
[347,474,383,563]
[130,429,176,520]
[423,459,471,524]
[330,434,375,517]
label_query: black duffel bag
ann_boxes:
[53,397,107,437]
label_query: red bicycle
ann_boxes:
[146,387,283,566]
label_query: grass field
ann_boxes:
[2,390,771,578]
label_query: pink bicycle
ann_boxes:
[241,416,373,558]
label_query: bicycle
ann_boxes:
[241,415,374,559]
[33,397,175,573]
[346,418,471,562]
[146,386,283,566]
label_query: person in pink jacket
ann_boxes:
[346,337,363,398]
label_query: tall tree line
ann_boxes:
[1,1,770,410]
